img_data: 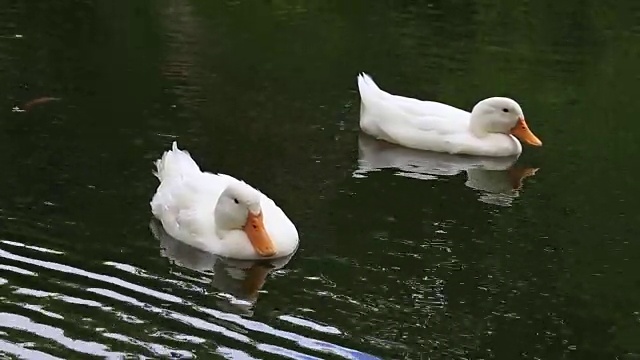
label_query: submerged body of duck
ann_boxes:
[357,73,542,157]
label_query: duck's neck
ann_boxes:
[215,226,230,240]
[213,213,233,239]
[468,113,489,137]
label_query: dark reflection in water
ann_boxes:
[151,219,296,317]
[354,134,539,206]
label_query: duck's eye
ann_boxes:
[502,108,509,113]
[233,198,239,204]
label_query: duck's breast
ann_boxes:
[260,195,299,255]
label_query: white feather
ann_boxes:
[150,142,299,260]
[357,73,538,157]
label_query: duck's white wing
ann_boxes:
[383,90,470,122]
[394,100,471,134]
[151,171,230,242]
[367,99,473,154]
[358,73,471,135]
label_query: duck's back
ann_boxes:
[357,73,476,153]
[150,143,229,239]
[151,170,228,240]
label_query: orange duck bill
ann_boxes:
[510,117,542,146]
[244,212,276,257]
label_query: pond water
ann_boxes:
[0,1,639,359]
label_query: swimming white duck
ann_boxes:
[150,142,299,260]
[357,73,542,157]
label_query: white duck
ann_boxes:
[150,142,299,260]
[357,73,542,157]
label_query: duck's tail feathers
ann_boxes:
[153,141,201,182]
[357,72,389,103]
[357,72,381,90]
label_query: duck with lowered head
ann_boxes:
[150,142,299,260]
[357,73,542,157]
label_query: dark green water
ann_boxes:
[0,1,639,359]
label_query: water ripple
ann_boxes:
[0,240,379,358]
[0,338,62,360]
[0,312,122,357]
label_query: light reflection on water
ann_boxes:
[0,237,380,359]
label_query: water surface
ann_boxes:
[0,1,639,358]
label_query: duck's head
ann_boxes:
[214,182,276,257]
[470,97,542,146]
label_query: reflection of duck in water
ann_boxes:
[353,134,538,206]
[150,219,295,316]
